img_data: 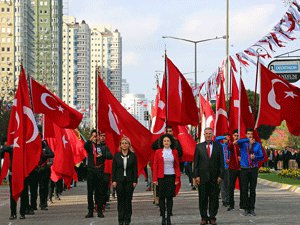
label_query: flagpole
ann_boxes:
[164,48,168,126]
[253,48,262,120]
[95,66,99,132]
[238,65,242,138]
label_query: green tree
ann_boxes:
[0,102,11,143]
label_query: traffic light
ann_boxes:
[144,111,149,120]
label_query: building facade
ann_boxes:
[122,78,129,97]
[0,0,34,101]
[62,16,91,127]
[122,93,148,128]
[32,0,63,96]
[90,26,122,128]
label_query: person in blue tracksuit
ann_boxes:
[216,134,230,207]
[235,128,264,217]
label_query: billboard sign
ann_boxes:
[268,59,300,83]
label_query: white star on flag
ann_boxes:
[62,135,68,148]
[285,91,298,99]
[57,105,64,112]
[13,137,20,148]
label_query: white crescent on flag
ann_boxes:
[24,106,39,144]
[268,79,289,110]
[41,93,56,110]
[108,105,121,135]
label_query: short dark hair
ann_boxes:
[223,132,230,136]
[159,133,176,149]
[166,125,173,130]
[91,129,97,135]
[246,128,254,133]
[233,129,238,134]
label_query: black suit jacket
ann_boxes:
[112,151,138,183]
[193,141,224,184]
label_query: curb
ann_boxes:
[258,177,300,194]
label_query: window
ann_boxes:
[7,8,10,12]
[1,8,4,12]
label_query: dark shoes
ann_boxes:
[97,210,104,218]
[40,206,48,210]
[249,210,256,216]
[227,207,235,211]
[25,209,35,215]
[9,214,17,220]
[85,211,93,218]
[241,209,249,216]
[19,214,26,219]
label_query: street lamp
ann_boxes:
[162,35,226,88]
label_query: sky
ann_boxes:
[68,0,300,101]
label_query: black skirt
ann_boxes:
[158,175,175,198]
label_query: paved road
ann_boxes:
[0,175,299,225]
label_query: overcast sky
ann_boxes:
[68,0,300,100]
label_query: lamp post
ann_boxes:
[162,35,226,88]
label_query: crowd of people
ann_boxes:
[2,125,293,225]
[266,146,300,170]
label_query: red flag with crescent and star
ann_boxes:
[30,78,83,129]
[256,64,300,135]
[6,67,42,201]
[97,76,152,174]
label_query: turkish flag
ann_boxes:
[256,64,300,135]
[215,82,229,136]
[176,126,196,162]
[200,95,215,130]
[6,67,42,201]
[158,57,198,126]
[229,69,239,134]
[97,76,153,174]
[151,84,166,142]
[30,78,83,129]
[229,69,255,138]
[45,117,77,188]
[65,129,87,165]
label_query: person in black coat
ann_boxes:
[84,130,113,218]
[112,137,138,225]
[194,127,224,225]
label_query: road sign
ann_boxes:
[268,59,300,83]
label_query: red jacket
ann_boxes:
[153,149,181,183]
[228,143,241,170]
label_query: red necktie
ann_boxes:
[207,144,211,158]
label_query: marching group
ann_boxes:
[0,125,266,225]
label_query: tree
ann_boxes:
[0,100,11,143]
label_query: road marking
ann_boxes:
[249,220,256,223]
[89,221,97,225]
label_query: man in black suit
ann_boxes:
[194,127,224,225]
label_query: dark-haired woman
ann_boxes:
[112,137,138,225]
[153,134,181,225]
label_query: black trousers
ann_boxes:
[198,180,220,220]
[39,168,51,207]
[9,175,27,216]
[228,169,241,208]
[87,169,105,211]
[27,169,39,210]
[240,167,258,210]
[158,175,175,217]
[116,179,134,224]
[221,169,229,205]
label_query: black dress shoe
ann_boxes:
[41,206,48,210]
[20,214,26,219]
[9,214,17,220]
[85,212,93,218]
[97,210,104,218]
[227,207,235,211]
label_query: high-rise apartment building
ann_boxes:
[122,79,129,97]
[62,16,91,127]
[90,26,122,128]
[32,0,63,96]
[122,93,149,128]
[0,0,35,101]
